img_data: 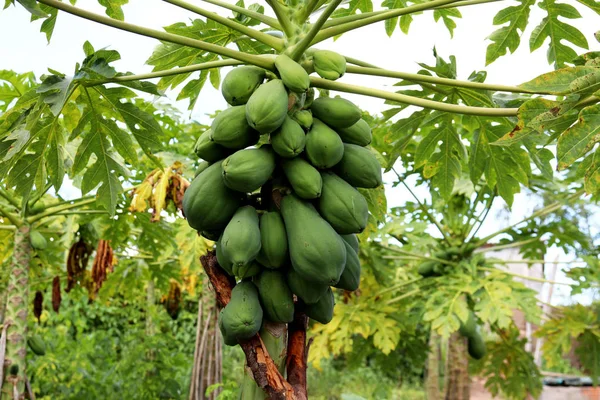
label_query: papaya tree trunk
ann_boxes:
[444,332,469,400]
[425,331,441,400]
[145,280,156,364]
[1,225,31,399]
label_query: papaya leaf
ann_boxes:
[97,0,129,21]
[530,0,589,69]
[583,147,600,194]
[557,104,600,170]
[519,66,598,95]
[485,0,535,66]
[331,0,373,20]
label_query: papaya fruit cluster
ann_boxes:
[183,51,381,346]
[458,310,486,360]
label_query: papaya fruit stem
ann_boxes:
[36,0,277,71]
[309,77,519,117]
[200,0,282,29]
[163,0,285,51]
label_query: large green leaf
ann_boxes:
[97,0,129,20]
[557,104,600,170]
[486,0,535,66]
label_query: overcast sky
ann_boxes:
[0,1,598,304]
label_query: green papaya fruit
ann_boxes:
[305,119,344,169]
[183,161,243,232]
[270,117,306,158]
[291,109,313,131]
[30,230,47,250]
[286,269,328,304]
[233,261,263,279]
[281,195,346,285]
[312,50,347,81]
[334,239,361,291]
[335,144,382,188]
[310,97,361,129]
[459,310,477,339]
[337,119,372,146]
[221,66,266,106]
[216,235,234,276]
[341,234,359,253]
[318,172,368,234]
[417,261,438,277]
[256,211,288,268]
[27,334,46,356]
[222,146,276,192]
[467,330,486,360]
[221,206,262,269]
[433,264,446,275]
[200,229,221,241]
[281,158,323,199]
[274,54,310,93]
[211,106,260,149]
[303,287,335,324]
[219,281,263,343]
[218,309,239,346]
[245,79,288,134]
[194,161,211,178]
[254,270,294,323]
[193,129,231,162]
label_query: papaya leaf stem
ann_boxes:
[26,183,53,212]
[374,277,423,297]
[465,192,495,243]
[0,225,17,231]
[343,55,379,68]
[478,237,540,253]
[266,0,295,37]
[480,266,575,286]
[36,0,276,70]
[26,198,98,224]
[200,0,282,29]
[385,288,421,305]
[379,245,459,266]
[310,77,519,116]
[289,0,344,60]
[346,65,550,94]
[313,0,462,44]
[0,189,20,210]
[162,0,284,50]
[0,205,22,227]
[301,0,321,21]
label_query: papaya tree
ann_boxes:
[2,0,600,398]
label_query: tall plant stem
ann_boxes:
[0,189,20,210]
[310,77,518,116]
[480,267,573,286]
[345,65,551,94]
[162,0,284,50]
[266,0,295,37]
[289,0,344,60]
[0,225,31,397]
[473,189,585,247]
[27,198,97,224]
[36,0,276,70]
[393,169,451,244]
[478,237,540,253]
[322,0,500,29]
[200,0,281,29]
[379,244,459,266]
[313,0,462,44]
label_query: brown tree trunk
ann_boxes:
[444,332,470,400]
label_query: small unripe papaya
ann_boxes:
[291,110,313,131]
[28,334,46,356]
[221,66,265,106]
[282,157,323,199]
[222,146,276,192]
[313,50,346,81]
[305,119,344,169]
[30,230,47,250]
[245,79,288,134]
[211,106,260,149]
[270,117,306,158]
[337,119,372,146]
[311,97,361,129]
[193,129,231,162]
[274,54,310,93]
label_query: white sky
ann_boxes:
[0,1,598,304]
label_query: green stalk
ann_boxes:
[379,245,458,266]
[473,189,585,247]
[54,210,109,216]
[0,225,17,231]
[302,0,321,21]
[386,288,421,305]
[313,0,462,44]
[478,237,540,253]
[200,0,281,29]
[289,0,344,60]
[26,183,53,211]
[266,0,295,37]
[0,225,32,398]
[344,55,379,68]
[0,189,20,210]
[310,77,518,116]
[375,277,423,297]
[393,169,451,244]
[26,198,97,224]
[480,267,574,286]
[345,65,549,94]
[465,193,495,242]
[37,0,276,70]
[489,259,583,265]
[162,0,284,50]
[321,0,498,29]
[0,205,22,227]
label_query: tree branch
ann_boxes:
[36,0,276,70]
[289,0,344,60]
[345,65,551,94]
[286,310,308,400]
[162,0,284,50]
[310,77,518,116]
[313,0,462,44]
[200,0,281,29]
[199,251,295,399]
